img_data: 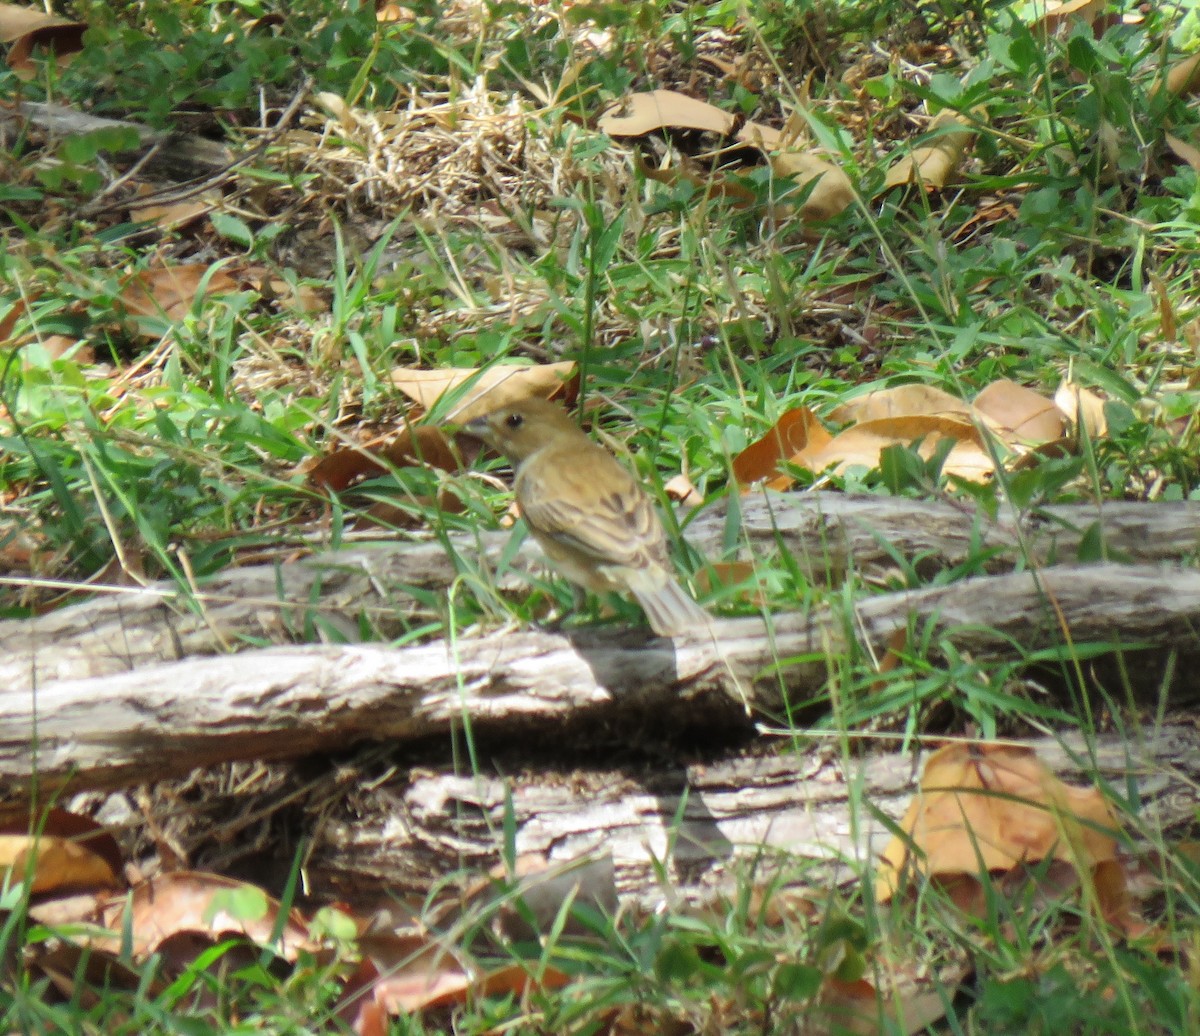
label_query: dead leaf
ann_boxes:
[307,425,458,493]
[128,190,216,232]
[731,407,832,489]
[1161,53,1200,98]
[769,150,854,220]
[0,3,85,78]
[1165,133,1200,174]
[663,473,703,508]
[799,415,996,483]
[694,561,766,607]
[884,110,977,191]
[118,263,242,331]
[1054,380,1107,438]
[1031,0,1105,34]
[98,871,313,959]
[597,90,733,137]
[877,742,1121,902]
[390,362,577,423]
[0,808,123,895]
[828,384,971,425]
[972,379,1067,445]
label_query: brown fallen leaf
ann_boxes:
[1054,380,1107,438]
[877,742,1121,902]
[799,414,996,484]
[769,150,854,221]
[972,379,1067,445]
[0,808,124,895]
[98,871,313,959]
[0,2,86,78]
[597,89,733,137]
[118,263,243,331]
[884,110,977,191]
[1031,0,1105,35]
[827,384,971,425]
[306,425,459,493]
[731,406,832,489]
[391,361,577,423]
[1157,53,1200,98]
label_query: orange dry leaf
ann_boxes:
[827,384,971,425]
[731,406,832,489]
[884,110,977,191]
[769,150,855,221]
[118,263,242,332]
[391,362,577,423]
[597,89,733,136]
[694,561,766,607]
[801,414,996,483]
[99,871,313,959]
[1054,380,1107,438]
[877,742,1120,902]
[972,379,1067,444]
[0,2,85,78]
[1157,53,1200,98]
[1165,133,1200,174]
[0,808,123,894]
[306,425,458,493]
[1031,0,1105,34]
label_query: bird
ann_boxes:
[464,397,709,637]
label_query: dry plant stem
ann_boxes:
[307,724,1198,903]
[1,494,1198,686]
[5,564,1200,796]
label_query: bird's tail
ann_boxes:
[630,573,710,637]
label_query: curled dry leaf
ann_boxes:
[1030,0,1105,35]
[1165,132,1200,175]
[98,871,313,960]
[827,384,971,426]
[0,2,86,78]
[972,378,1068,444]
[731,406,832,489]
[602,93,852,220]
[801,414,996,484]
[663,473,704,508]
[1161,53,1200,98]
[0,808,124,895]
[391,361,577,423]
[597,89,733,136]
[877,742,1120,903]
[884,110,977,192]
[306,425,459,493]
[1054,380,1107,438]
[769,150,855,221]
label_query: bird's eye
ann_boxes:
[504,413,524,429]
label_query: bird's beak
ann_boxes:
[463,414,492,441]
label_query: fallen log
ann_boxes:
[5,564,1200,797]
[3,494,1197,687]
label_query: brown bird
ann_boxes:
[465,398,709,637]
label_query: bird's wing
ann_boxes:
[516,450,667,570]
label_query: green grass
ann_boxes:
[3,0,1200,1030]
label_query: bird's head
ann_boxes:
[463,398,580,464]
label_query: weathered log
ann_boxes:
[3,494,1198,687]
[301,723,1200,903]
[5,564,1200,798]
